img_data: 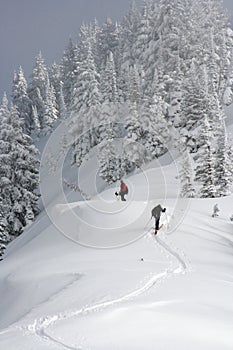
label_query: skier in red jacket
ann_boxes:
[119,180,128,201]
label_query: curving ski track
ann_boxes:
[22,229,189,350]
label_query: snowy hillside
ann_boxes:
[0,0,233,345]
[0,118,232,349]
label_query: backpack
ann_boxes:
[151,207,157,218]
[151,205,160,219]
[122,183,128,194]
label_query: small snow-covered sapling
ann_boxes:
[212,204,220,218]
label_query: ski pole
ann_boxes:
[165,211,169,233]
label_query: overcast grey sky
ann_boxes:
[0,0,232,99]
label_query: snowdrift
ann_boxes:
[0,120,233,349]
[52,200,168,248]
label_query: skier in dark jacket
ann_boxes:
[151,204,166,234]
[119,180,128,201]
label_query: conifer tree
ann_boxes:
[49,63,62,98]
[42,81,58,134]
[0,101,40,238]
[12,66,32,134]
[0,211,9,258]
[221,29,233,105]
[180,60,209,152]
[129,64,141,105]
[134,1,150,66]
[29,52,48,100]
[71,33,102,168]
[96,18,120,70]
[215,117,232,196]
[124,101,145,169]
[0,95,11,246]
[194,116,216,198]
[0,92,9,119]
[191,0,231,103]
[72,129,92,167]
[101,51,118,103]
[121,1,140,69]
[179,149,195,198]
[28,52,49,126]
[168,52,184,126]
[61,38,79,110]
[98,126,121,184]
[71,36,100,116]
[141,94,169,159]
[200,144,217,199]
[89,19,101,64]
[49,63,63,117]
[58,82,67,119]
[31,105,41,136]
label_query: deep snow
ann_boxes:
[0,119,232,349]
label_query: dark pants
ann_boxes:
[155,217,160,231]
[120,192,126,201]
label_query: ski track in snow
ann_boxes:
[0,273,82,336]
[19,228,189,350]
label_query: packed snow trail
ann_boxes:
[25,229,188,350]
[155,236,187,271]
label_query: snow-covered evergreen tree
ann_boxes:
[194,116,216,198]
[28,52,49,127]
[0,95,11,250]
[179,149,196,198]
[222,28,233,105]
[124,101,145,169]
[98,126,122,184]
[128,64,141,105]
[71,35,100,116]
[0,92,9,119]
[58,82,67,119]
[0,211,9,258]
[31,105,41,136]
[214,117,232,196]
[0,101,40,238]
[212,203,220,217]
[180,60,209,152]
[70,33,102,168]
[49,63,62,98]
[192,0,231,104]
[49,62,63,117]
[72,129,92,167]
[101,51,118,103]
[133,1,150,66]
[12,66,32,134]
[141,94,169,159]
[121,1,140,70]
[61,38,79,110]
[200,146,217,199]
[95,17,120,70]
[42,81,58,134]
[168,53,184,126]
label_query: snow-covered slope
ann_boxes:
[0,126,233,349]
